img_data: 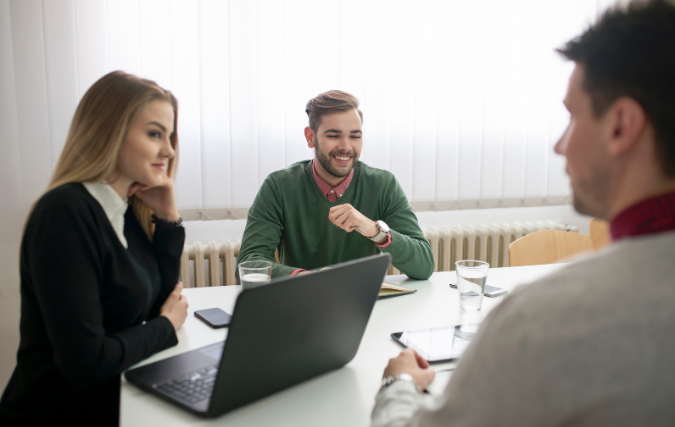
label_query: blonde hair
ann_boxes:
[47,70,179,239]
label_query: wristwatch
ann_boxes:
[368,220,390,242]
[380,373,421,393]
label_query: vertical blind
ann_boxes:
[1,0,618,220]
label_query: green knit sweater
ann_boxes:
[237,160,434,280]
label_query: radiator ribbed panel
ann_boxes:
[422,220,574,273]
[180,239,241,288]
[180,221,576,287]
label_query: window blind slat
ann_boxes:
[9,0,52,204]
[107,0,141,76]
[283,0,313,167]
[387,0,416,200]
[434,0,463,205]
[256,0,286,186]
[200,0,232,209]
[74,0,108,96]
[411,0,440,203]
[42,0,79,169]
[168,0,202,208]
[362,0,391,172]
[229,0,259,208]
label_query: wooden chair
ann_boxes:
[508,230,594,267]
[589,218,611,250]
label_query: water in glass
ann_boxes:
[455,260,489,311]
[241,273,270,289]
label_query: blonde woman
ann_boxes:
[0,71,189,426]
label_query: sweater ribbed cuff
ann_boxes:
[377,229,407,258]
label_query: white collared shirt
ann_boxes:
[83,182,129,248]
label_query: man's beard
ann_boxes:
[314,139,358,178]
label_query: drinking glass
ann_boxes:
[455,260,489,311]
[238,261,273,290]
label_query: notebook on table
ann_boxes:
[125,253,391,418]
[379,281,416,298]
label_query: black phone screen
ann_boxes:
[391,324,480,363]
[194,308,232,328]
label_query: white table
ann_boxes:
[121,264,564,426]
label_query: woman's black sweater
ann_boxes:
[0,183,184,425]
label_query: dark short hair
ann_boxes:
[305,90,363,133]
[556,0,675,177]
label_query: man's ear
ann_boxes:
[606,97,647,156]
[304,126,315,148]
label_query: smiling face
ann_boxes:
[116,100,176,191]
[555,65,612,218]
[308,108,363,185]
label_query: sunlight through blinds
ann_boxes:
[1,0,617,220]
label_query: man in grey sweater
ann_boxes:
[371,1,675,426]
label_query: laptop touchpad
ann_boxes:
[199,341,225,362]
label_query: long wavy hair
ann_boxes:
[47,70,179,239]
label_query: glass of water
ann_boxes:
[238,261,273,290]
[455,260,489,311]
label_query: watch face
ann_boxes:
[398,373,414,382]
[377,220,390,233]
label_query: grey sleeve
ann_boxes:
[371,286,560,427]
[372,381,451,427]
[371,382,424,427]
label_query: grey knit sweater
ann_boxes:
[372,231,675,427]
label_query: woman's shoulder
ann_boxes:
[31,183,97,220]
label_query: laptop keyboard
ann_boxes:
[154,365,219,404]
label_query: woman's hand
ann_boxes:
[160,282,189,331]
[128,175,180,221]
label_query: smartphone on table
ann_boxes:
[194,308,232,328]
[449,282,508,298]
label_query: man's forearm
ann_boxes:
[379,229,434,280]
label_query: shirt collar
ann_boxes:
[311,158,354,200]
[610,191,675,242]
[82,182,129,248]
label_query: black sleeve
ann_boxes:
[148,223,185,319]
[24,196,177,389]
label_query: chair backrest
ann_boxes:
[508,230,594,267]
[589,218,611,250]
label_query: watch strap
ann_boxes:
[369,220,389,242]
[380,373,421,393]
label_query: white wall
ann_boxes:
[0,0,25,393]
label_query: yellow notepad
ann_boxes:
[378,281,417,298]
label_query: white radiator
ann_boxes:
[180,239,241,288]
[420,220,576,274]
[179,221,577,288]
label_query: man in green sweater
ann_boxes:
[236,90,434,281]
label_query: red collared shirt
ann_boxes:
[312,158,354,202]
[610,191,675,241]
